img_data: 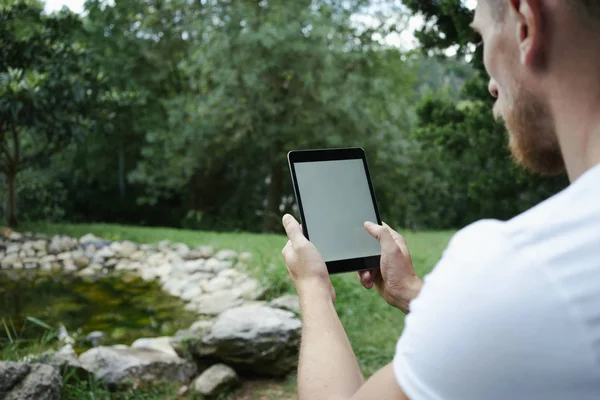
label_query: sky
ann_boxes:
[44,0,478,50]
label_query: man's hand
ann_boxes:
[359,222,422,314]
[281,214,336,303]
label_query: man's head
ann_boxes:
[472,0,600,176]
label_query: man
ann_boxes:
[281,0,600,399]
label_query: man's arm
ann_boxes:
[297,280,408,400]
[282,215,408,400]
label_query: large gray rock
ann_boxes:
[170,320,214,358]
[192,364,239,396]
[0,361,62,400]
[197,305,302,376]
[79,346,196,386]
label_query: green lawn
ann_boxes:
[19,222,455,398]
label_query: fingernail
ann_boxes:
[283,214,291,223]
[364,221,373,228]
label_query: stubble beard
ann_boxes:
[498,85,566,176]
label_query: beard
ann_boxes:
[497,85,566,176]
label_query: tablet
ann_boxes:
[287,148,382,274]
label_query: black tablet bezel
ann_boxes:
[287,147,382,275]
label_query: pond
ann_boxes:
[0,270,198,353]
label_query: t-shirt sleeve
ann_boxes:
[392,220,588,400]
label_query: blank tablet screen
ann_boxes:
[293,159,381,262]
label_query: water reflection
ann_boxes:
[0,270,197,353]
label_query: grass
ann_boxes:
[17,222,455,399]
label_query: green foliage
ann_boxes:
[403,91,567,228]
[130,0,415,232]
[0,0,101,226]
[399,0,568,228]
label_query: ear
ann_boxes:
[508,0,546,69]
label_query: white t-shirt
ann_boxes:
[393,163,600,400]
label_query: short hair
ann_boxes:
[570,1,600,23]
[487,0,600,25]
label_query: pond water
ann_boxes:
[0,270,198,353]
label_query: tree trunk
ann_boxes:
[118,141,126,199]
[6,170,18,227]
[263,157,284,233]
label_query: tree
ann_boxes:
[395,0,568,229]
[0,0,99,226]
[131,0,415,232]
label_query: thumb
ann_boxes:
[283,214,306,244]
[364,221,396,248]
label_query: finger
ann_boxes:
[358,270,373,289]
[383,222,409,255]
[364,221,396,249]
[283,214,306,244]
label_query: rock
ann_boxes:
[77,266,96,277]
[194,290,243,315]
[184,250,205,261]
[161,278,188,297]
[32,240,47,251]
[187,272,213,283]
[79,233,103,244]
[238,252,253,263]
[170,321,213,359]
[238,278,266,300]
[178,385,189,396]
[12,262,23,269]
[62,259,77,272]
[117,241,137,258]
[78,346,196,386]
[6,244,19,254]
[0,361,61,400]
[173,243,190,258]
[40,255,57,263]
[270,295,301,314]
[181,285,203,302]
[194,245,214,259]
[73,256,90,269]
[1,253,19,268]
[34,345,89,380]
[182,259,206,274]
[200,276,233,293]
[129,251,146,262]
[40,263,52,271]
[8,232,23,241]
[199,306,301,376]
[48,236,75,254]
[105,258,118,268]
[189,320,213,333]
[204,258,233,273]
[86,331,106,347]
[131,337,178,357]
[157,240,171,250]
[214,249,238,262]
[192,364,239,396]
[96,247,115,259]
[57,252,72,260]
